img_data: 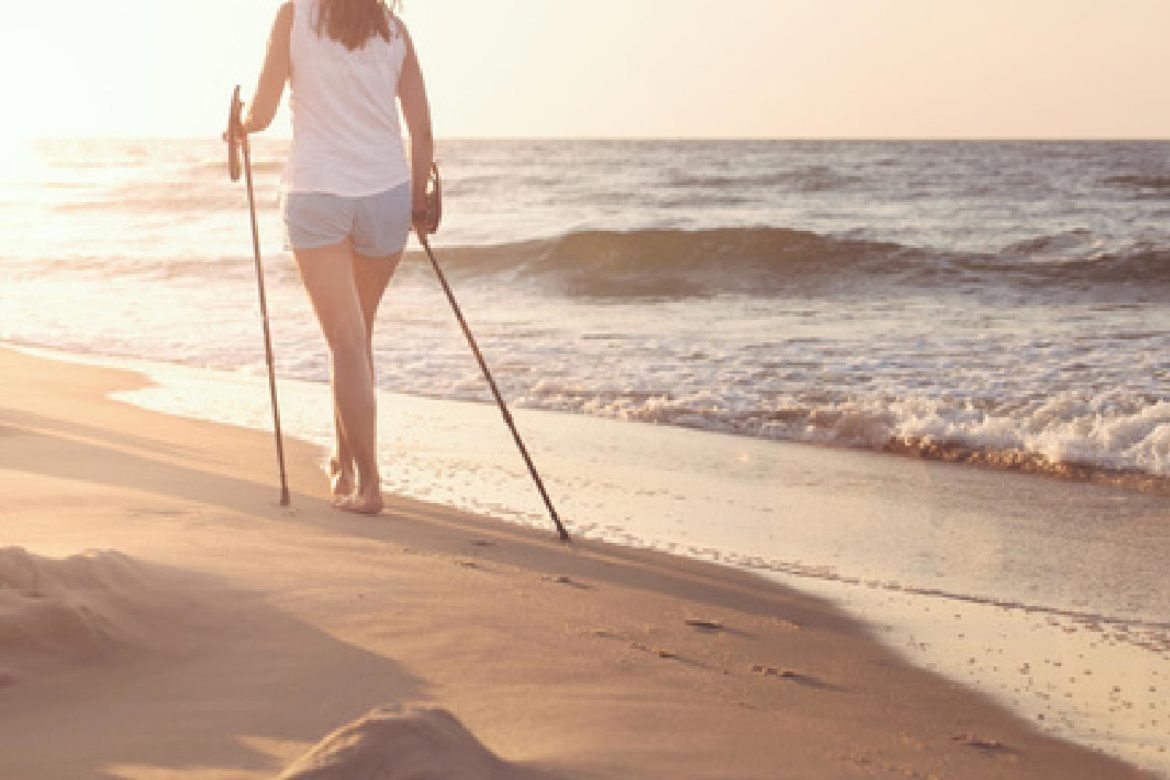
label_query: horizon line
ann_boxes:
[17,133,1170,143]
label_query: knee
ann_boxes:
[323,318,368,358]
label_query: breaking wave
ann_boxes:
[35,226,1170,299]
[520,384,1170,491]
[426,228,1170,298]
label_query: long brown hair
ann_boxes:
[316,0,402,51]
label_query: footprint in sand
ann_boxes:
[952,734,1013,755]
[629,641,679,661]
[752,664,798,679]
[685,618,723,631]
[542,575,591,590]
[751,664,839,691]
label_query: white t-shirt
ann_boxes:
[282,0,411,196]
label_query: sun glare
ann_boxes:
[0,133,42,182]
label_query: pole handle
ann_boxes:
[227,86,243,183]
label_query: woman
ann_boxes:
[242,0,434,515]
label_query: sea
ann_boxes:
[2,138,1169,774]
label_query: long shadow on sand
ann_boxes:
[0,422,567,779]
[0,551,564,780]
[0,552,420,777]
[0,410,838,638]
[0,412,325,519]
[0,403,865,652]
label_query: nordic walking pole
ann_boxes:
[414,171,569,541]
[227,86,291,507]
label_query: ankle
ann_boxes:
[355,470,381,497]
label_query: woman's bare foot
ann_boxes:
[329,457,354,498]
[334,488,384,516]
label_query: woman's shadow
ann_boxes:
[0,549,566,780]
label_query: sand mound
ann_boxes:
[0,547,213,682]
[279,705,519,780]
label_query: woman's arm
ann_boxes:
[244,2,294,134]
[397,24,435,228]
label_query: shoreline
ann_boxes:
[0,344,1153,778]
[10,336,1169,501]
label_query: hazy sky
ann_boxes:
[3,0,1168,139]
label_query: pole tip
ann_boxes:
[280,487,291,507]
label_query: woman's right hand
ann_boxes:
[413,165,442,235]
[412,198,431,236]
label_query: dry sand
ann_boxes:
[0,346,1148,779]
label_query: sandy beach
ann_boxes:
[0,345,1151,779]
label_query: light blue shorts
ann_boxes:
[282,182,411,256]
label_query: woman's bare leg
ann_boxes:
[328,249,402,500]
[294,240,383,514]
[330,402,351,496]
